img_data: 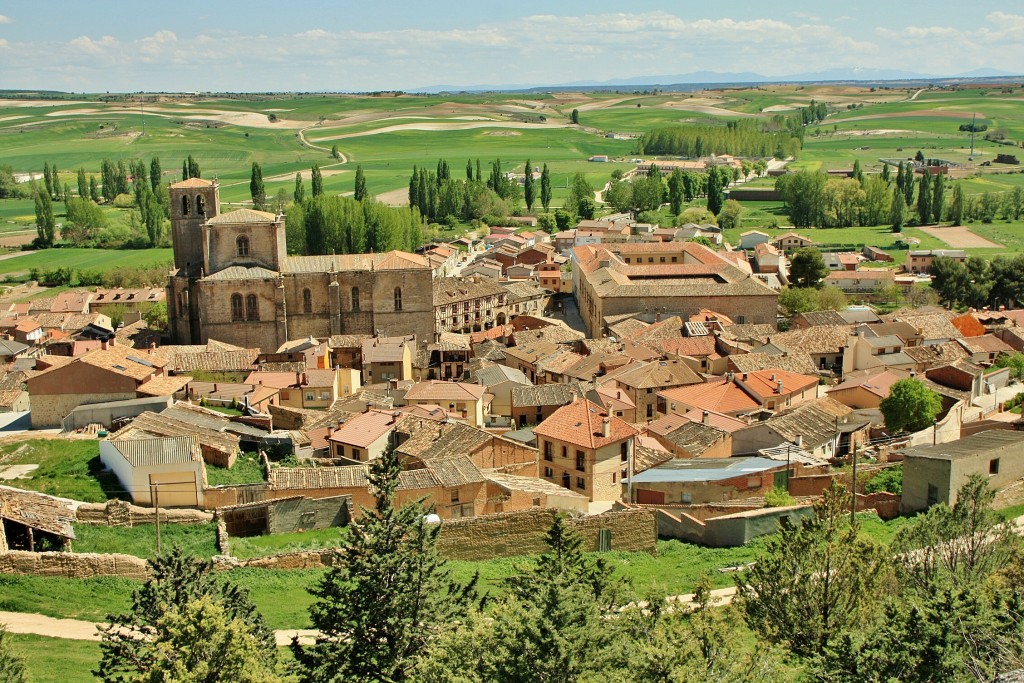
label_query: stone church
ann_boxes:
[166,178,434,351]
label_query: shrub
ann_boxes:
[112,193,136,208]
[864,465,903,495]
[765,487,796,507]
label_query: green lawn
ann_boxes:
[0,246,172,281]
[8,634,101,683]
[0,439,125,503]
[71,524,218,560]
[205,451,267,487]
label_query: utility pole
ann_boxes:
[140,99,146,137]
[151,482,161,554]
[850,446,858,525]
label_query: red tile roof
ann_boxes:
[659,377,759,415]
[327,409,401,448]
[534,398,638,450]
[737,369,818,401]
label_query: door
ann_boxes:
[636,489,665,505]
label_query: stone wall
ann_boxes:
[268,495,351,534]
[435,508,657,561]
[202,484,270,509]
[76,499,213,527]
[0,550,149,579]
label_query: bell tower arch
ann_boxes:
[169,177,220,278]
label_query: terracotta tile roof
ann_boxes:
[170,177,215,189]
[603,359,702,390]
[328,409,402,448]
[329,334,372,349]
[49,291,92,313]
[737,369,818,401]
[512,327,585,347]
[884,312,962,341]
[767,325,854,356]
[534,398,638,449]
[659,377,760,415]
[660,336,716,358]
[502,341,561,365]
[796,310,848,327]
[626,316,684,344]
[902,341,969,367]
[537,349,586,375]
[207,208,278,224]
[484,471,590,499]
[137,374,192,396]
[830,369,909,399]
[283,251,428,274]
[662,421,729,456]
[727,352,817,376]
[405,380,485,402]
[632,444,675,474]
[962,334,1013,355]
[754,398,853,448]
[473,339,507,362]
[172,349,259,373]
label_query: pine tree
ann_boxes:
[294,172,305,205]
[354,165,367,202]
[249,162,266,210]
[523,158,535,211]
[0,626,28,683]
[917,172,932,224]
[293,447,477,683]
[311,164,323,197]
[149,157,162,191]
[76,168,88,199]
[540,163,552,211]
[931,173,945,223]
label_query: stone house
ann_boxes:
[901,430,1024,513]
[771,232,814,252]
[475,364,531,420]
[327,409,402,462]
[825,269,896,295]
[361,335,414,384]
[404,380,489,427]
[511,383,582,427]
[243,368,340,410]
[827,369,910,410]
[906,249,966,274]
[433,276,509,334]
[534,398,639,512]
[601,359,704,421]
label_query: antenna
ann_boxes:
[969,112,976,161]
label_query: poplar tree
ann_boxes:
[33,186,55,247]
[931,173,945,223]
[89,176,100,203]
[182,160,189,181]
[354,165,367,202]
[880,162,891,183]
[149,157,162,191]
[852,159,863,185]
[42,162,53,200]
[540,164,552,211]
[466,159,474,181]
[188,155,201,179]
[77,168,88,199]
[902,164,915,205]
[311,164,323,197]
[294,172,305,205]
[891,187,906,232]
[917,172,932,224]
[949,183,965,225]
[523,158,535,211]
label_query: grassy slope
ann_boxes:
[0,247,172,280]
[8,634,101,683]
[0,439,125,502]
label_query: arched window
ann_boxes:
[236,235,250,257]
[303,288,312,314]
[351,287,360,312]
[394,287,403,311]
[246,294,259,321]
[230,294,244,321]
[181,195,190,216]
[196,194,206,216]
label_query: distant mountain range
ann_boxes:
[413,68,1021,93]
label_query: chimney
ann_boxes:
[327,426,334,436]
[601,417,611,438]
[742,373,748,381]
[389,378,399,390]
[213,383,218,393]
[776,379,783,394]
[655,311,661,323]
[702,410,710,425]
[101,339,108,351]
[295,371,301,386]
[770,373,776,382]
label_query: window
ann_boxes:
[320,391,330,401]
[230,294,244,322]
[544,441,553,461]
[196,194,205,216]
[735,315,747,324]
[303,288,312,314]
[181,195,190,216]
[245,294,259,321]
[990,458,1000,475]
[236,235,250,257]
[671,256,677,263]
[621,442,629,463]
[450,490,460,504]
[612,472,616,484]
[646,404,653,419]
[351,287,360,312]
[305,392,314,402]
[575,451,585,472]
[576,477,585,490]
[561,446,567,459]
[394,287,403,311]
[659,257,665,263]
[543,467,553,478]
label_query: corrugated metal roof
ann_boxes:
[109,434,199,467]
[626,456,782,484]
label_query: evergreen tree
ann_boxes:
[97,547,277,682]
[570,108,579,124]
[891,187,907,233]
[667,168,685,215]
[523,158,535,211]
[331,144,340,160]
[293,447,477,683]
[408,166,419,210]
[788,247,830,288]
[89,175,100,203]
[902,164,915,205]
[949,183,965,225]
[294,172,306,205]
[311,164,324,197]
[182,159,189,181]
[881,162,891,183]
[852,159,863,185]
[149,156,161,192]
[706,167,725,216]
[737,484,887,659]
[475,159,482,183]
[354,165,367,202]
[115,159,129,196]
[466,159,473,181]
[0,626,28,683]
[250,162,266,211]
[931,173,945,223]
[76,167,88,199]
[917,172,932,224]
[187,155,200,179]
[540,164,552,211]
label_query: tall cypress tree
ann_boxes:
[77,168,88,199]
[89,176,100,203]
[42,162,53,200]
[149,157,161,192]
[540,164,552,211]
[293,172,305,205]
[881,163,891,183]
[466,159,473,181]
[903,164,915,205]
[949,183,965,225]
[249,162,265,210]
[475,159,482,183]
[182,160,189,181]
[523,158,535,211]
[891,186,906,232]
[354,165,367,202]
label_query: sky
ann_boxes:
[1,1,1022,92]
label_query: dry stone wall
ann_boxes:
[76,499,213,527]
[0,550,149,579]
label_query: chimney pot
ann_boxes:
[776,379,783,394]
[601,417,611,438]
[702,410,710,425]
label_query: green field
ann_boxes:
[7,634,101,683]
[0,247,172,282]
[0,439,125,503]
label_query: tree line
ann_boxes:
[637,119,803,159]
[53,444,1023,683]
[930,253,1024,309]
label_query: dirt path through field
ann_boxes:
[918,225,1003,248]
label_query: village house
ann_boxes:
[625,456,789,505]
[738,230,770,250]
[244,368,340,410]
[433,276,509,334]
[906,249,967,274]
[403,380,489,427]
[825,269,895,295]
[511,383,584,427]
[601,359,704,421]
[327,409,402,463]
[361,334,414,384]
[475,364,531,420]
[99,434,205,507]
[534,398,639,512]
[772,232,814,252]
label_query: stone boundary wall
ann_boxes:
[76,499,213,527]
[0,550,149,579]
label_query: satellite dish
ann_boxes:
[424,513,442,524]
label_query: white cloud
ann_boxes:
[0,15,12,24]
